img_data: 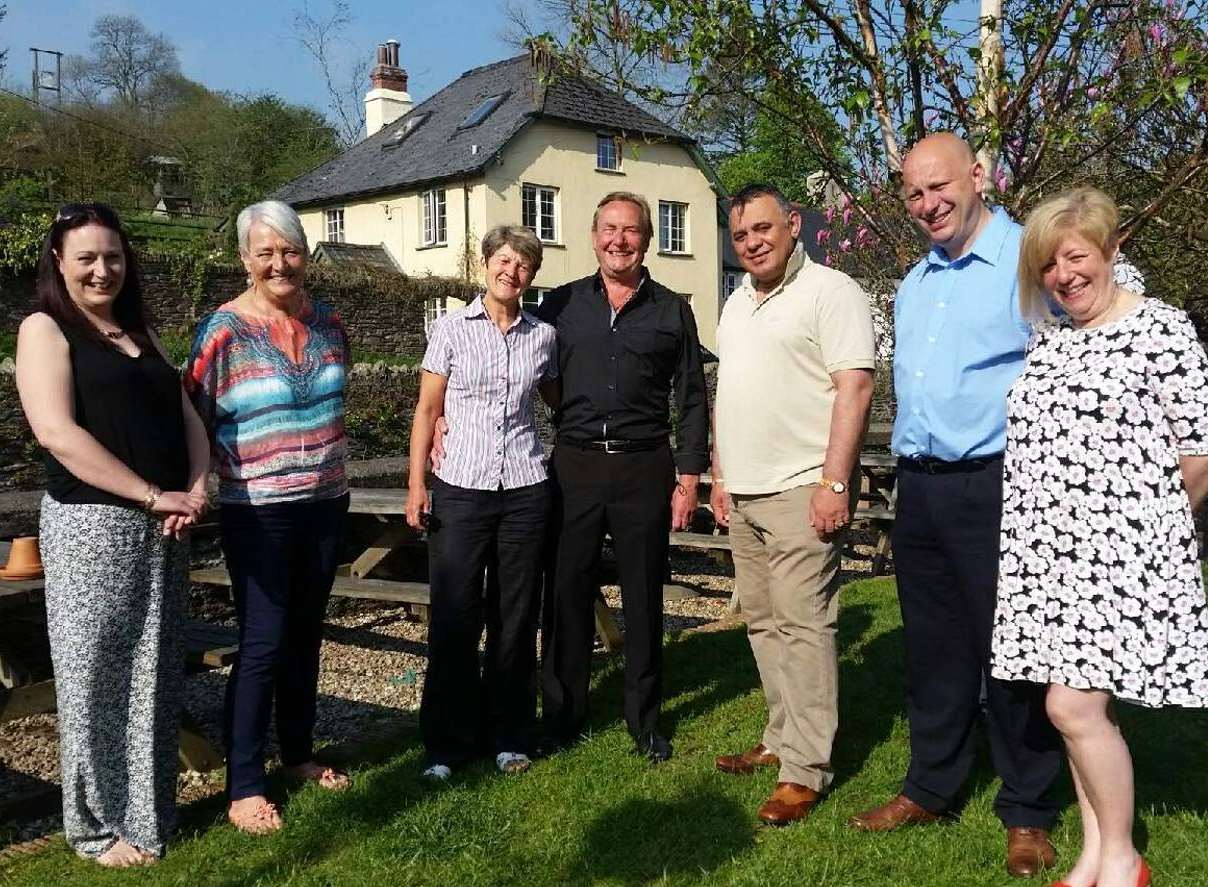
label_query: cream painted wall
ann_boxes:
[297,120,721,344]
[484,120,721,349]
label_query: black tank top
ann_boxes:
[45,322,190,507]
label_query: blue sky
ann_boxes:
[4,0,986,118]
[3,0,541,109]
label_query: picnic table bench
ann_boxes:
[0,540,237,771]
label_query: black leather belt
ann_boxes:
[574,438,665,454]
[899,454,1002,475]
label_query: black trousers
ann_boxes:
[421,478,550,766]
[892,458,1062,828]
[220,493,349,801]
[542,444,676,740]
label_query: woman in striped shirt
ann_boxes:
[406,224,558,779]
[186,200,350,835]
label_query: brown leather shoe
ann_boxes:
[715,743,780,776]
[848,793,944,831]
[1005,827,1056,878]
[757,782,820,826]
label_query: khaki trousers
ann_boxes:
[729,483,842,791]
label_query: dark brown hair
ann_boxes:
[35,203,151,350]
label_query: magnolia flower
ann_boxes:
[816,228,831,246]
[839,238,852,253]
[824,253,834,266]
[1149,22,1167,42]
[824,206,836,223]
[1087,86,1101,99]
[842,206,852,225]
[994,167,1010,192]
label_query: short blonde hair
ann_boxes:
[481,224,543,272]
[1019,187,1119,325]
[592,191,653,250]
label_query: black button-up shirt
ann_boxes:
[535,270,710,474]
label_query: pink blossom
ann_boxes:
[1087,86,1101,99]
[842,207,853,226]
[1149,23,1167,43]
[816,228,831,246]
[925,110,939,126]
[841,192,853,209]
[824,206,836,223]
[994,167,1009,193]
[839,238,852,253]
[856,225,872,246]
[824,253,833,266]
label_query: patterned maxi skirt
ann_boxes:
[39,496,189,857]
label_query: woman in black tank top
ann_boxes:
[14,204,211,867]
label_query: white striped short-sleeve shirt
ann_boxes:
[422,296,558,490]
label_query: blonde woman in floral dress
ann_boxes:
[992,187,1208,887]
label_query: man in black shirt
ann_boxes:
[535,191,709,762]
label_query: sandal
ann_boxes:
[227,797,283,835]
[496,752,532,774]
[286,761,351,791]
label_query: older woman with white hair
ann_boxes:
[185,199,351,835]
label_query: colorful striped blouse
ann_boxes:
[185,298,349,505]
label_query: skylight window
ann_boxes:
[458,93,507,129]
[383,112,429,148]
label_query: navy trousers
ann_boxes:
[420,478,550,766]
[892,458,1061,828]
[220,493,348,800]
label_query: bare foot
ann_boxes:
[96,839,152,868]
[227,795,283,835]
[286,761,350,790]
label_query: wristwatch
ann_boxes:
[819,477,847,494]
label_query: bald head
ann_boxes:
[904,132,976,170]
[900,131,991,259]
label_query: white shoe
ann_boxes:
[496,752,531,774]
[422,764,451,781]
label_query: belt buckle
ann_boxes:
[603,439,619,454]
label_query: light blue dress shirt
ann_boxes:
[891,206,1031,460]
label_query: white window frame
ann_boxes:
[721,271,742,302]
[422,189,447,247]
[596,134,621,171]
[659,201,689,254]
[324,208,345,244]
[522,183,558,243]
[522,287,547,313]
[424,296,447,334]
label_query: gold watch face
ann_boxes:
[831,481,847,494]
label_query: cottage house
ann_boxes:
[274,42,725,347]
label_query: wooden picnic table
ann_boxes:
[0,541,236,771]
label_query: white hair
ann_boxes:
[236,200,308,255]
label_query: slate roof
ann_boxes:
[274,54,695,209]
[311,241,400,271]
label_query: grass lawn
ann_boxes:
[4,576,1208,886]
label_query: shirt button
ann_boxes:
[608,384,615,390]
[912,407,921,415]
[936,301,946,309]
[915,370,924,378]
[927,336,936,344]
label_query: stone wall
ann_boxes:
[0,260,479,358]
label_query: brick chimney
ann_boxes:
[365,39,413,138]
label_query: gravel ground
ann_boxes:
[0,541,881,848]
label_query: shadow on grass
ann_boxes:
[565,785,753,885]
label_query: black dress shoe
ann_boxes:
[633,730,673,763]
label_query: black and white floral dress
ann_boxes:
[991,298,1208,708]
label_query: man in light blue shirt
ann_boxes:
[849,133,1062,880]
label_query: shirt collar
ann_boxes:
[740,241,807,302]
[924,205,1013,269]
[466,294,536,327]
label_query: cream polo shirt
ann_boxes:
[715,243,876,495]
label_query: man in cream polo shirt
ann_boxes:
[711,184,875,826]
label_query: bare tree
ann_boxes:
[294,0,369,146]
[87,14,180,108]
[61,55,104,107]
[0,5,8,79]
